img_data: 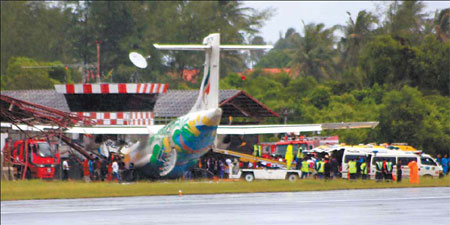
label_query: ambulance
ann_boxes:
[309,145,442,179]
[341,146,441,179]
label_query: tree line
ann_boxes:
[1,1,449,155]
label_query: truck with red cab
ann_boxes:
[11,139,60,179]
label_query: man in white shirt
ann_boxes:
[62,159,70,181]
[112,159,121,183]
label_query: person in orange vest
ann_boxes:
[408,160,419,184]
[83,157,91,182]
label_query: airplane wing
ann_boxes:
[217,124,322,135]
[2,122,378,135]
[216,122,378,135]
[321,122,379,130]
[1,123,164,135]
[64,126,164,135]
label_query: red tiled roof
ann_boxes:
[238,68,292,76]
[167,69,200,83]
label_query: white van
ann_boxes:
[337,147,442,179]
[369,152,442,179]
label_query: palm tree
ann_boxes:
[384,0,428,44]
[338,10,378,67]
[433,8,449,42]
[289,22,337,82]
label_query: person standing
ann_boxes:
[330,156,339,178]
[295,147,304,170]
[253,144,262,157]
[360,159,368,180]
[112,159,121,183]
[94,157,101,181]
[324,158,331,180]
[307,157,315,178]
[408,160,419,184]
[219,160,224,179]
[107,159,113,181]
[385,160,393,181]
[348,159,357,180]
[285,144,294,170]
[382,159,388,181]
[441,154,449,175]
[227,158,233,178]
[88,154,95,181]
[397,160,403,182]
[300,157,309,179]
[316,158,324,179]
[83,158,91,182]
[62,158,70,181]
[356,157,362,179]
[100,157,108,181]
[375,160,383,182]
[436,154,442,166]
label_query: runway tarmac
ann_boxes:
[2,187,449,225]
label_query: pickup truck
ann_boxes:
[229,168,303,182]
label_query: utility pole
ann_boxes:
[95,40,102,83]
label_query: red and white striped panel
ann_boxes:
[72,112,154,126]
[130,112,153,119]
[130,119,153,126]
[95,119,129,126]
[73,112,131,120]
[55,83,168,94]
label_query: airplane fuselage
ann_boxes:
[130,108,222,178]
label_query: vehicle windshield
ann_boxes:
[373,157,396,165]
[397,157,416,166]
[421,157,437,166]
[274,144,299,156]
[37,143,56,157]
[300,144,308,151]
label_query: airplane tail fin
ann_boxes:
[154,33,272,113]
[190,34,220,112]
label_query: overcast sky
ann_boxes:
[243,1,449,44]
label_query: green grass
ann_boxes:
[2,177,449,201]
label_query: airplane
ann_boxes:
[118,33,273,179]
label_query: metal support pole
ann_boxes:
[96,40,102,83]
[22,141,28,180]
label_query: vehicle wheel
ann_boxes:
[287,173,298,182]
[244,173,255,182]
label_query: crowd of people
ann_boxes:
[62,153,123,183]
[436,153,449,176]
[195,154,239,179]
[59,147,449,183]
